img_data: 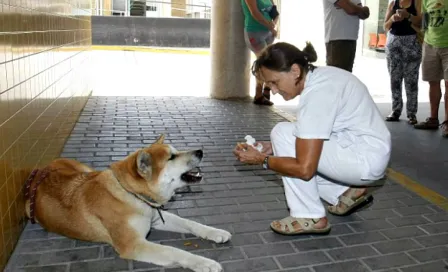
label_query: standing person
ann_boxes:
[383,0,423,125]
[241,0,279,106]
[233,42,391,235]
[323,0,370,72]
[414,0,448,137]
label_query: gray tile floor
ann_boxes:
[5,97,448,272]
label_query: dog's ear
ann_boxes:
[136,150,152,176]
[154,134,165,144]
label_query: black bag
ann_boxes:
[269,5,279,20]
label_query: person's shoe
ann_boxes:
[441,121,448,138]
[408,115,418,125]
[385,112,400,122]
[263,88,271,101]
[414,117,440,130]
[253,96,273,106]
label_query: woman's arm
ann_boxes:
[265,138,323,181]
[244,0,275,31]
[384,1,397,32]
[409,0,422,27]
[233,138,323,181]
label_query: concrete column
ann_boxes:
[210,0,251,100]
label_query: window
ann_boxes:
[146,5,157,12]
[361,0,389,57]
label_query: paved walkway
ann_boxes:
[6,96,448,272]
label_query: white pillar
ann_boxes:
[210,0,251,100]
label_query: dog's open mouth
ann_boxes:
[181,167,203,183]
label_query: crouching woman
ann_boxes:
[233,42,392,235]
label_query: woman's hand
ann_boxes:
[233,143,267,165]
[256,141,273,155]
[396,8,409,20]
[392,12,404,22]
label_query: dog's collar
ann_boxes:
[24,167,56,224]
[111,170,165,224]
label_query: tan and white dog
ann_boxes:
[24,135,231,272]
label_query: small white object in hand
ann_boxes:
[244,135,263,152]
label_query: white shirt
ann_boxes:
[293,66,392,181]
[323,0,362,43]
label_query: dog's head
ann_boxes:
[113,134,203,204]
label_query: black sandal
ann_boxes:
[253,96,273,106]
[263,88,271,101]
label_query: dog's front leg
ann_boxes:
[120,239,223,272]
[153,211,232,244]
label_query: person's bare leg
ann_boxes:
[253,50,273,105]
[263,84,271,100]
[430,81,442,118]
[414,81,441,129]
[254,81,263,100]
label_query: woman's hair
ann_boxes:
[251,42,318,84]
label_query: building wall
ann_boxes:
[172,0,186,17]
[0,1,92,270]
[92,16,210,47]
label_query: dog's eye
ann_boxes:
[168,154,176,161]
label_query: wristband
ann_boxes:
[262,156,270,170]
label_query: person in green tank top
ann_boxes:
[241,0,279,106]
[414,0,448,137]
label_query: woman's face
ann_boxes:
[260,64,304,101]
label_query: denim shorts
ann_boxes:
[244,30,275,54]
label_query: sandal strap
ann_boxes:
[277,216,295,232]
[339,195,355,206]
[294,218,318,231]
[277,216,318,232]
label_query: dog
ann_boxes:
[24,134,231,272]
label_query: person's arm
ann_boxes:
[409,0,423,27]
[233,85,338,181]
[356,2,370,20]
[244,0,275,31]
[421,0,428,31]
[266,138,324,181]
[267,86,338,181]
[332,0,365,15]
[384,1,396,31]
[233,138,324,181]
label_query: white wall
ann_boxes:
[146,0,172,17]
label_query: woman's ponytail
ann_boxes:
[302,41,318,63]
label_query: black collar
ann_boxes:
[111,170,165,224]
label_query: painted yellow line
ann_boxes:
[90,45,210,55]
[272,107,448,211]
[387,168,448,211]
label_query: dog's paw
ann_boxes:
[190,256,222,272]
[203,228,232,243]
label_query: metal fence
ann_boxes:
[92,0,211,18]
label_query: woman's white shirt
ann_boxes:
[293,66,392,181]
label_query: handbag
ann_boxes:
[268,5,279,20]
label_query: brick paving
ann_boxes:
[5,97,448,272]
